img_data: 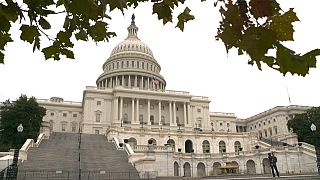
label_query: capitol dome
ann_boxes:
[96,15,166,91]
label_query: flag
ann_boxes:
[152,78,160,85]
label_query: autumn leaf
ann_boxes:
[176,7,195,31]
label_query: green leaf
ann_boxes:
[0,33,13,50]
[0,15,11,32]
[42,44,59,60]
[107,0,128,12]
[275,44,319,76]
[240,27,277,63]
[153,2,173,24]
[88,21,109,42]
[0,2,20,22]
[39,17,51,29]
[75,29,88,41]
[0,51,4,64]
[176,7,195,31]
[301,49,320,68]
[61,48,75,59]
[20,25,40,44]
[270,8,299,41]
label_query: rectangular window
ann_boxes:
[97,101,101,106]
[139,114,143,123]
[62,124,66,131]
[176,107,179,111]
[63,113,67,117]
[197,108,201,113]
[73,114,77,118]
[72,125,76,132]
[50,112,54,116]
[96,114,101,122]
[227,123,230,127]
[95,130,100,134]
[161,106,165,110]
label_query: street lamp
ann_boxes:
[7,124,23,178]
[310,123,320,175]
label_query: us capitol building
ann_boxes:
[36,16,318,177]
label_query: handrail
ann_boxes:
[20,139,34,152]
[124,143,134,155]
[111,137,123,150]
[35,133,45,147]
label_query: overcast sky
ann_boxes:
[0,1,319,118]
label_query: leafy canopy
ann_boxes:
[0,0,319,76]
[287,107,320,148]
[0,95,46,151]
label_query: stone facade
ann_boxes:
[36,16,318,177]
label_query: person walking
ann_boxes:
[268,152,280,177]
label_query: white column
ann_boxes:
[114,97,118,121]
[183,102,187,126]
[134,75,137,87]
[131,98,135,123]
[158,101,162,125]
[173,101,177,126]
[129,75,131,87]
[115,76,118,86]
[169,101,172,125]
[122,75,124,86]
[136,98,139,123]
[187,103,191,126]
[147,99,151,125]
[147,77,150,89]
[141,76,144,88]
[119,97,123,121]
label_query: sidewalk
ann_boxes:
[202,173,320,180]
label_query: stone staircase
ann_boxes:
[17,132,139,179]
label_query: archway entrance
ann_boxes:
[212,162,221,175]
[246,160,256,174]
[197,162,206,177]
[185,140,193,153]
[174,162,179,176]
[183,162,191,177]
[128,137,137,147]
[262,158,271,174]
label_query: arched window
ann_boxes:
[183,162,191,177]
[202,140,210,153]
[246,160,256,174]
[174,162,179,176]
[148,138,157,146]
[128,137,137,147]
[197,162,206,177]
[219,141,226,154]
[234,141,241,153]
[185,140,193,153]
[167,139,175,151]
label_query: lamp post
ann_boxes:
[7,124,23,178]
[310,123,320,175]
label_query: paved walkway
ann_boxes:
[202,173,320,180]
